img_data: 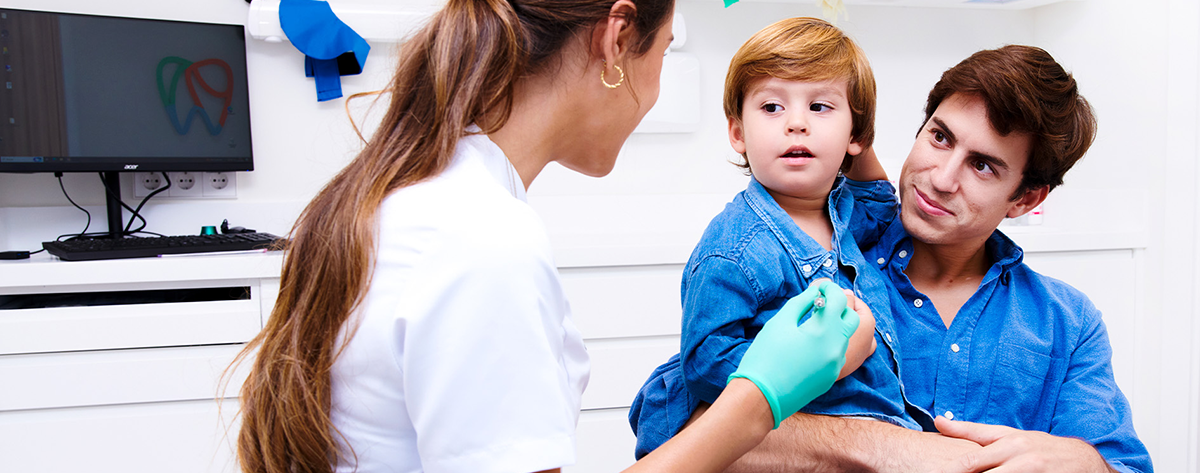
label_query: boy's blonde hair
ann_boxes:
[724,17,876,172]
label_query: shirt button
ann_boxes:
[899,250,909,258]
[885,333,893,343]
[823,259,833,267]
[951,343,960,353]
[944,411,954,420]
[877,257,886,265]
[802,264,812,273]
[914,299,924,308]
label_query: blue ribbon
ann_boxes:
[279,0,371,102]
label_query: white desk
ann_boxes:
[0,252,282,473]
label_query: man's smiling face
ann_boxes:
[899,93,1046,248]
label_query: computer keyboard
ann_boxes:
[42,232,285,261]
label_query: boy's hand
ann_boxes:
[839,289,876,379]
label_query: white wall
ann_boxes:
[1,0,1197,470]
[0,0,1037,248]
[1032,0,1200,470]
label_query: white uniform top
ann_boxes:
[330,132,591,473]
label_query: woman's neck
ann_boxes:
[485,67,583,191]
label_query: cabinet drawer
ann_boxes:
[580,336,679,411]
[568,408,637,473]
[0,344,249,411]
[0,399,240,473]
[0,280,271,355]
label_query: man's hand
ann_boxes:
[933,416,1115,473]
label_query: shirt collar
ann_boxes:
[742,176,853,262]
[461,125,526,202]
[986,229,1025,273]
[883,221,1025,277]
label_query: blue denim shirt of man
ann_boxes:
[846,179,1152,473]
[627,177,923,459]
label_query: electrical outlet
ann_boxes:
[133,172,168,197]
[167,172,203,197]
[202,172,237,198]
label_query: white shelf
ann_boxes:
[0,252,284,292]
[703,0,1083,9]
[2,0,248,25]
[247,0,439,43]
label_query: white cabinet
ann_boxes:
[0,253,282,473]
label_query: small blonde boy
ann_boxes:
[629,17,920,458]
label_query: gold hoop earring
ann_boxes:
[601,60,624,89]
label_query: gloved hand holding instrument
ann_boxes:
[728,280,861,428]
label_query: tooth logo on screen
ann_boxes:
[157,57,234,136]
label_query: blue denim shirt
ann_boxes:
[628,177,921,459]
[847,179,1152,473]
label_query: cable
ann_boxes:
[124,171,170,234]
[97,172,144,235]
[56,172,91,240]
[0,172,90,258]
[97,172,170,236]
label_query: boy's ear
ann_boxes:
[728,117,747,155]
[847,140,864,157]
[1006,185,1049,218]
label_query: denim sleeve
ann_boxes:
[1051,303,1152,473]
[678,255,761,405]
[843,178,899,249]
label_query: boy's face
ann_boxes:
[728,77,862,202]
[898,93,1046,249]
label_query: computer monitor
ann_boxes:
[0,8,253,238]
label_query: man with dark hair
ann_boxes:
[629,45,1151,472]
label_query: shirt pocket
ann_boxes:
[985,343,1060,431]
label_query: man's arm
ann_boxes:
[683,405,981,473]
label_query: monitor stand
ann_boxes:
[102,171,124,240]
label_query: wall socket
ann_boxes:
[133,172,168,197]
[132,171,237,198]
[168,172,202,198]
[203,172,237,198]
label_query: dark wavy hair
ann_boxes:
[922,45,1097,199]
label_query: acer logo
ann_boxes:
[124,165,139,170]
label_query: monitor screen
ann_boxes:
[0,8,253,172]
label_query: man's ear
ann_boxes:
[1007,185,1049,218]
[591,0,637,68]
[728,117,747,155]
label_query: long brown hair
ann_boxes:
[231,0,673,472]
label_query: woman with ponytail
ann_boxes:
[234,0,859,471]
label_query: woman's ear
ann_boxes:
[591,0,637,68]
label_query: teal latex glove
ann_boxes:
[728,280,860,428]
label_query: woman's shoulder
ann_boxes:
[378,176,552,268]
